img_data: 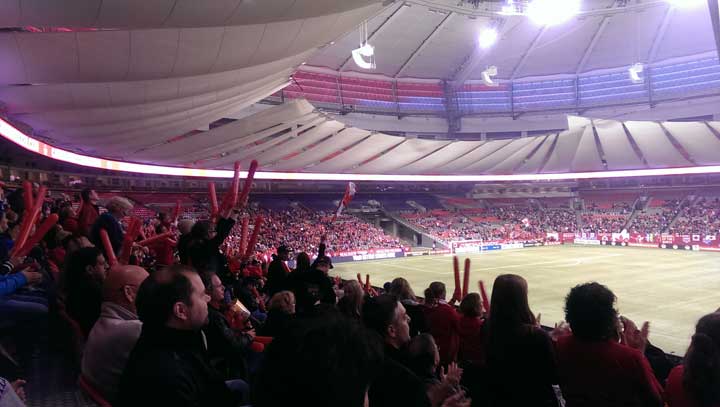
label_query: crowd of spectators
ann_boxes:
[672,197,720,236]
[2,182,720,407]
[403,206,576,243]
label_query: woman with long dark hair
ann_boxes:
[484,274,558,407]
[666,312,720,407]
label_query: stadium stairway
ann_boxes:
[381,209,446,248]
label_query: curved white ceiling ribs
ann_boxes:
[102,99,720,175]
[0,0,388,162]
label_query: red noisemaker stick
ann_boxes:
[356,273,363,285]
[238,217,249,257]
[479,280,490,314]
[14,214,59,258]
[119,217,142,265]
[236,160,258,206]
[173,200,181,222]
[138,231,174,247]
[452,256,461,301]
[244,215,264,258]
[365,274,371,292]
[11,185,47,257]
[208,182,219,218]
[100,229,118,267]
[462,258,471,299]
[22,181,33,213]
[231,161,242,206]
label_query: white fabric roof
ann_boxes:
[129,99,720,175]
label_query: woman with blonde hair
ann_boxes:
[337,280,364,321]
[260,291,295,337]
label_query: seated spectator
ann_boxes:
[484,274,559,407]
[0,266,46,330]
[259,291,295,338]
[233,277,266,323]
[665,312,720,407]
[81,264,149,403]
[389,277,427,337]
[62,247,109,336]
[457,293,484,367]
[90,196,133,258]
[423,282,460,366]
[337,280,364,321]
[118,265,241,407]
[202,272,254,383]
[362,294,431,407]
[252,315,382,407]
[407,333,441,388]
[556,282,663,407]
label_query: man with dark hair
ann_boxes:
[253,315,382,407]
[555,282,663,407]
[265,245,291,297]
[362,294,431,407]
[117,265,239,407]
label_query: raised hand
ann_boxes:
[11,379,26,402]
[440,362,463,387]
[620,316,650,353]
[550,321,572,341]
[21,270,43,285]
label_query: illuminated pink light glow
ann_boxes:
[2,117,720,182]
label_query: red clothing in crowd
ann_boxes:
[424,302,460,366]
[78,203,99,237]
[457,315,484,366]
[152,238,176,266]
[556,335,664,407]
[665,365,720,407]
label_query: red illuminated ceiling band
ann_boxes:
[2,117,720,182]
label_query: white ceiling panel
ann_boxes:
[516,134,557,173]
[171,27,225,77]
[96,0,175,28]
[463,138,535,171]
[544,126,585,173]
[654,7,716,61]
[624,121,690,167]
[0,35,26,84]
[14,32,79,84]
[434,139,514,173]
[664,122,720,166]
[397,140,485,174]
[284,128,373,171]
[571,125,604,172]
[355,138,451,173]
[127,29,180,80]
[18,0,100,27]
[310,134,404,172]
[77,30,131,82]
[594,119,644,170]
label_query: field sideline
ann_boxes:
[333,245,720,355]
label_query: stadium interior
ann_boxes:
[1,0,720,406]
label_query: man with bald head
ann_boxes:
[81,264,149,402]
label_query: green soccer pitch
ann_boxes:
[332,245,720,355]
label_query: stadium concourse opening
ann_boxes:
[2,1,720,407]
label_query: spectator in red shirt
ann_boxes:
[423,282,460,366]
[665,312,720,407]
[556,282,663,407]
[484,274,559,407]
[457,293,484,367]
[77,188,99,237]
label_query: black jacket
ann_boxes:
[90,213,123,258]
[369,345,431,407]
[292,267,336,315]
[259,309,294,338]
[184,217,235,277]
[117,325,237,407]
[265,258,289,297]
[204,304,252,379]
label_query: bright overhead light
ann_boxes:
[629,63,644,84]
[665,0,705,8]
[478,28,498,49]
[527,0,580,26]
[351,43,375,70]
[481,66,499,86]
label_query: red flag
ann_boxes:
[332,182,356,221]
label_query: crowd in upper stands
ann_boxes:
[2,182,720,407]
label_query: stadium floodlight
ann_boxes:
[526,0,580,26]
[351,43,375,70]
[665,0,705,8]
[478,28,499,49]
[481,66,499,86]
[628,63,644,84]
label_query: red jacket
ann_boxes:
[457,315,484,366]
[423,302,460,365]
[665,365,720,407]
[556,335,663,407]
[78,203,99,237]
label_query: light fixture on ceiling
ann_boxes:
[526,0,580,26]
[481,66,499,86]
[628,62,644,84]
[351,20,376,70]
[478,27,499,49]
[665,0,705,8]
